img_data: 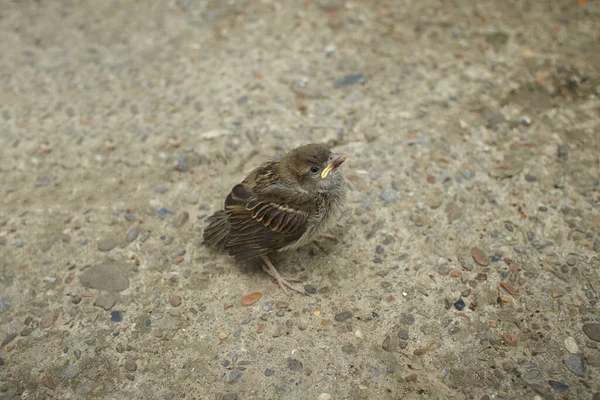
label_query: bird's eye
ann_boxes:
[310,165,320,174]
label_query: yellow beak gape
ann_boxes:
[321,163,334,179]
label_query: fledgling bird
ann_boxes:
[202,143,347,295]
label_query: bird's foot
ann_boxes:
[261,255,307,295]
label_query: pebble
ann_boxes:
[375,245,384,254]
[172,212,189,228]
[287,358,303,372]
[42,375,56,390]
[334,74,367,88]
[264,368,275,377]
[379,189,398,204]
[548,380,568,391]
[583,323,600,342]
[470,247,490,266]
[316,394,332,400]
[241,292,262,306]
[41,311,59,328]
[461,261,474,271]
[126,226,140,243]
[565,354,585,377]
[170,296,182,307]
[446,202,462,223]
[304,284,317,294]
[80,264,130,292]
[227,370,242,383]
[61,365,80,379]
[454,299,465,311]
[557,145,568,161]
[97,238,116,252]
[525,175,537,182]
[564,336,578,353]
[111,311,122,322]
[334,311,353,322]
[94,293,119,310]
[222,394,238,400]
[184,192,199,204]
[2,333,17,346]
[124,361,137,372]
[157,208,174,217]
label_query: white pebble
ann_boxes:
[354,329,363,339]
[564,336,578,354]
[316,394,331,400]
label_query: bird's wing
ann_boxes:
[223,182,309,261]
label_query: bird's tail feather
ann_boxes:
[202,210,230,248]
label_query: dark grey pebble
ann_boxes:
[175,156,188,172]
[163,392,174,400]
[373,257,382,263]
[140,232,150,242]
[398,330,409,340]
[334,74,366,88]
[287,358,303,372]
[376,245,384,254]
[521,116,532,126]
[582,323,600,342]
[124,213,136,221]
[264,368,275,377]
[85,339,96,345]
[565,354,585,377]
[334,311,353,322]
[0,357,4,365]
[527,232,534,241]
[304,284,317,294]
[222,394,238,400]
[548,380,568,391]
[126,226,140,243]
[74,349,81,359]
[538,206,548,212]
[557,145,568,160]
[454,299,465,310]
[155,187,168,193]
[111,311,122,323]
[97,238,116,252]
[524,175,537,182]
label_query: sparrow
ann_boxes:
[202,143,347,295]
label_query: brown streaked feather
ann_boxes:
[223,182,309,261]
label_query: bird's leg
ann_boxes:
[260,255,307,295]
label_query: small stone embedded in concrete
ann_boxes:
[241,292,262,306]
[97,238,116,252]
[583,323,600,342]
[564,336,578,354]
[94,293,119,310]
[80,264,130,292]
[42,375,56,390]
[548,380,569,391]
[334,311,353,322]
[287,358,303,372]
[172,212,189,228]
[61,365,80,379]
[379,189,398,204]
[41,311,59,328]
[470,247,490,266]
[170,296,182,307]
[126,225,140,243]
[124,361,137,372]
[565,354,585,377]
[111,311,122,322]
[2,333,17,346]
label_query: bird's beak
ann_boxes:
[321,154,347,179]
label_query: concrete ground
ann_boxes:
[1,0,600,399]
